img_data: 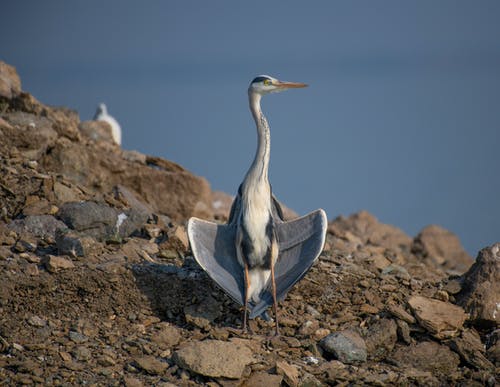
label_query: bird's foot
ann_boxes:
[241,325,254,335]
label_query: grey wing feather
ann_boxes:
[227,191,242,225]
[271,194,285,222]
[187,217,244,305]
[249,209,327,318]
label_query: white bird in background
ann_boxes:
[93,103,122,145]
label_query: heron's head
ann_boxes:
[248,75,307,96]
[97,103,108,115]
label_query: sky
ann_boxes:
[1,1,499,255]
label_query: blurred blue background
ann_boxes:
[2,1,499,255]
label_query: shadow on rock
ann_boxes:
[131,260,241,329]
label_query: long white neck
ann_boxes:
[244,91,271,189]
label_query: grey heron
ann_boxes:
[188,75,327,335]
[94,103,122,145]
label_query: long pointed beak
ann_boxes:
[274,80,308,89]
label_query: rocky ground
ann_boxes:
[0,61,498,386]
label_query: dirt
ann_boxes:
[0,61,498,386]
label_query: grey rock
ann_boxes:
[69,331,88,343]
[72,346,91,361]
[173,339,253,379]
[55,229,98,257]
[58,201,117,238]
[57,201,147,241]
[319,330,367,364]
[113,185,153,215]
[13,235,37,253]
[456,243,500,328]
[184,295,221,329]
[8,215,67,240]
[27,315,47,328]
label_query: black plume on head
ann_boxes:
[251,76,271,84]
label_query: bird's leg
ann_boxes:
[243,262,251,333]
[271,263,280,336]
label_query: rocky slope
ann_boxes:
[0,61,498,386]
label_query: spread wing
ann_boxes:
[249,209,327,318]
[188,203,327,319]
[187,217,244,305]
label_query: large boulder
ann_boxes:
[0,61,21,99]
[456,243,500,328]
[173,340,253,379]
[412,225,473,274]
[328,211,412,253]
[41,141,212,221]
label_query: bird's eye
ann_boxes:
[263,79,271,85]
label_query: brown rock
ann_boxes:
[133,356,168,375]
[386,303,416,324]
[390,341,460,374]
[42,143,213,221]
[42,255,75,272]
[22,197,55,216]
[456,243,500,328]
[329,211,412,252]
[276,360,300,387]
[412,225,473,273]
[167,225,189,253]
[53,180,84,203]
[123,376,144,387]
[211,190,235,221]
[487,329,500,366]
[364,318,398,360]
[72,346,92,361]
[173,339,253,379]
[449,329,494,370]
[78,120,116,144]
[298,372,323,387]
[27,315,47,327]
[150,323,182,348]
[0,246,13,260]
[243,372,283,387]
[0,61,21,99]
[396,319,412,344]
[408,295,467,339]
